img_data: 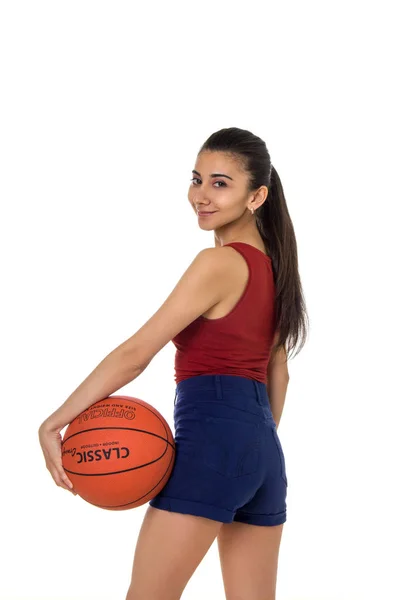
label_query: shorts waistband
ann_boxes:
[174,374,268,407]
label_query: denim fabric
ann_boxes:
[149,374,287,526]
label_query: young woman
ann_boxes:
[39,127,308,600]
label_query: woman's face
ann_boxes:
[188,151,252,231]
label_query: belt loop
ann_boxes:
[215,375,223,400]
[174,389,177,405]
[252,379,263,406]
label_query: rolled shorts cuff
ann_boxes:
[149,495,234,523]
[149,496,287,527]
[234,509,287,526]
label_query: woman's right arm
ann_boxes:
[39,247,233,493]
[266,335,289,429]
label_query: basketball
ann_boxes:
[61,395,175,510]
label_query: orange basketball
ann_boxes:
[61,395,175,510]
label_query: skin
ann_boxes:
[190,151,290,427]
[39,150,287,600]
[127,153,287,600]
[188,150,269,253]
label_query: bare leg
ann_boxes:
[126,505,224,600]
[217,521,285,600]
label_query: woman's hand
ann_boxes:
[38,420,77,495]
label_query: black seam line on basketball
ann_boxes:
[62,426,171,446]
[87,452,176,508]
[111,401,170,437]
[63,448,175,477]
[63,434,175,455]
[67,396,170,443]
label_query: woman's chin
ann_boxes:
[198,222,214,230]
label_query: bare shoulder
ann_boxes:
[116,246,237,370]
[193,245,247,283]
[187,246,237,279]
[203,244,249,271]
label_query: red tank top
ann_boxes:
[172,241,276,385]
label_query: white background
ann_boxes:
[1,1,399,599]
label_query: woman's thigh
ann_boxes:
[126,505,223,600]
[217,520,285,600]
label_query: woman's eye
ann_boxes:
[190,178,226,188]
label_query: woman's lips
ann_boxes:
[198,211,216,217]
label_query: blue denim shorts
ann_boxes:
[149,374,287,526]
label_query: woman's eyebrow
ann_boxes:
[192,169,234,181]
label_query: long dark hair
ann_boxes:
[199,127,309,361]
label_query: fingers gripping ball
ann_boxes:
[61,395,175,510]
